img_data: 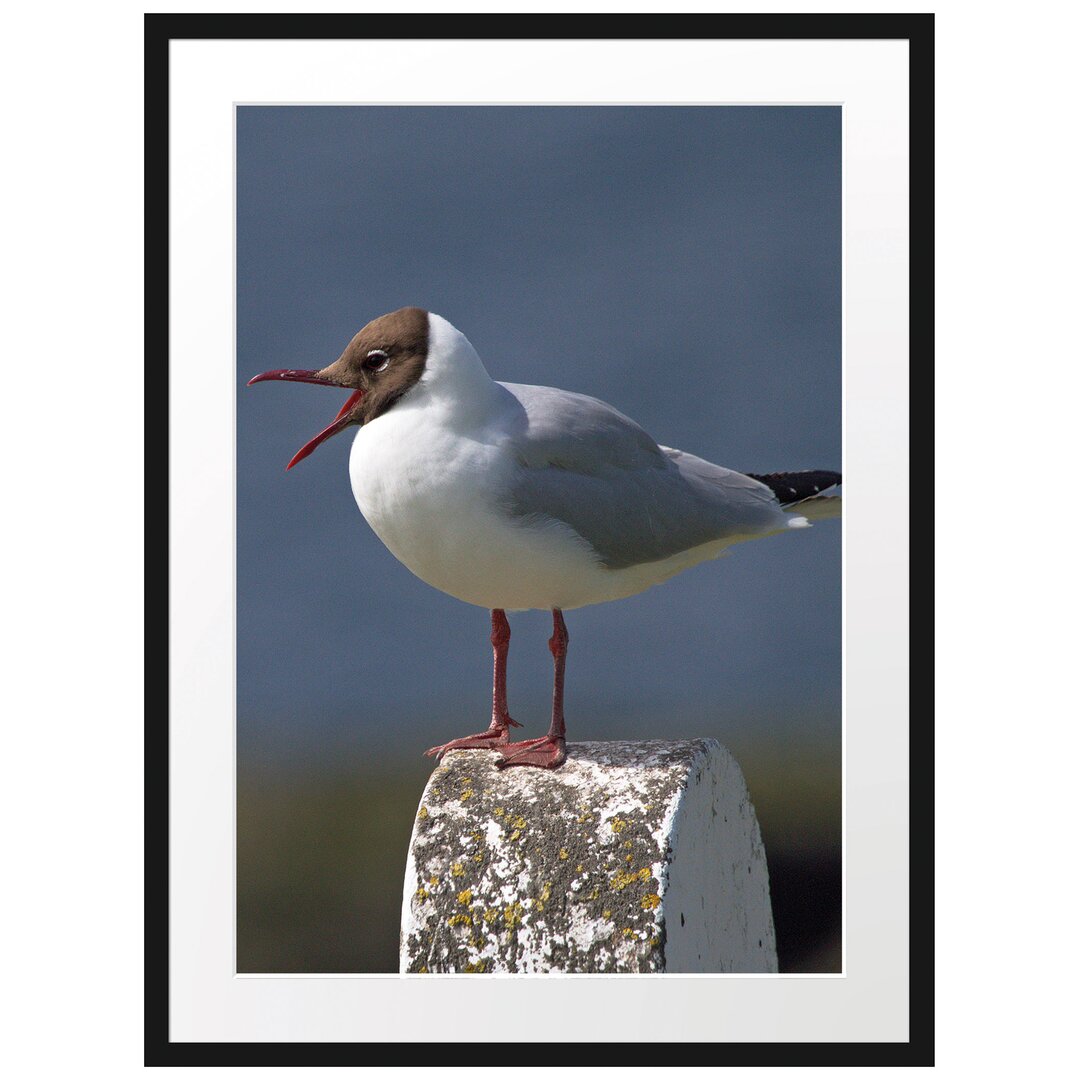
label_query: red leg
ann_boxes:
[496,609,568,770]
[491,609,515,729]
[425,610,522,759]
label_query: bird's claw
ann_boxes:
[424,719,520,759]
[494,735,567,770]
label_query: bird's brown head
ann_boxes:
[248,306,429,469]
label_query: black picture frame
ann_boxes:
[146,12,933,1066]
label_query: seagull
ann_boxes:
[249,307,840,770]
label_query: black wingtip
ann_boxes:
[747,470,841,506]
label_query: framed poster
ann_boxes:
[149,13,932,1065]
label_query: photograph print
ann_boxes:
[236,104,841,975]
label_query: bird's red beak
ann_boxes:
[247,369,365,470]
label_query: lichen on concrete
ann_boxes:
[400,738,774,974]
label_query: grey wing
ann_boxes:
[495,383,788,570]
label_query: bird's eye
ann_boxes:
[364,349,390,373]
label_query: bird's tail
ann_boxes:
[748,470,842,521]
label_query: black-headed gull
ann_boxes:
[249,308,840,770]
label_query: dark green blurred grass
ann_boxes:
[237,732,840,973]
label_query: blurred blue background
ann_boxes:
[237,106,841,973]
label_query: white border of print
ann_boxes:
[170,38,907,1042]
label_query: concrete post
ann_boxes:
[400,739,777,973]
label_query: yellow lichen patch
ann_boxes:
[456,889,473,905]
[472,853,483,863]
[588,886,601,901]
[508,829,523,842]
[459,789,474,802]
[625,855,633,863]
[576,812,592,824]
[638,867,652,881]
[493,807,505,817]
[611,817,627,834]
[602,909,612,919]
[610,868,642,892]
[622,927,636,938]
[470,830,484,842]
[451,863,465,877]
[623,840,633,850]
[418,965,429,973]
[558,848,569,861]
[462,961,486,973]
[641,893,661,910]
[503,901,524,929]
[483,908,499,925]
[511,815,526,830]
[533,881,553,912]
[417,806,429,820]
[428,875,439,888]
[448,913,473,927]
[575,864,584,873]
[649,936,660,948]
[414,887,429,901]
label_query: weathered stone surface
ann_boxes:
[399,739,777,973]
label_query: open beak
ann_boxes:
[247,369,365,470]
